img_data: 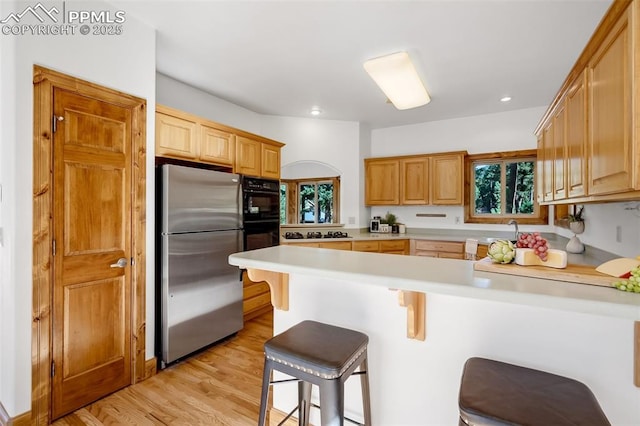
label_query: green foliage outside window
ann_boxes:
[474,160,534,215]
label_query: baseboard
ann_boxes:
[0,401,31,426]
[269,407,299,426]
[143,357,157,381]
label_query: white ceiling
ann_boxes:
[112,0,613,129]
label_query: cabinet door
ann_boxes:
[430,153,463,205]
[565,71,588,198]
[536,134,545,204]
[155,112,198,159]
[365,159,400,205]
[200,125,234,166]
[235,136,261,177]
[552,103,567,200]
[400,157,429,205]
[261,143,281,179]
[542,122,554,202]
[588,8,633,195]
[352,241,380,252]
[380,240,408,255]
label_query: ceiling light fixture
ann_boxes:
[363,51,430,110]
[500,96,512,102]
[310,107,322,116]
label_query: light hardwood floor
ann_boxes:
[53,311,273,425]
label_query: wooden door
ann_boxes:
[400,157,428,205]
[235,136,261,177]
[200,124,234,166]
[261,143,281,179]
[364,158,399,205]
[566,71,588,198]
[588,8,633,195]
[430,153,463,205]
[51,88,132,419]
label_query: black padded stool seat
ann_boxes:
[459,357,610,426]
[259,320,371,426]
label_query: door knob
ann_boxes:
[110,258,128,268]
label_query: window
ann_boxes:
[280,177,340,224]
[465,150,548,224]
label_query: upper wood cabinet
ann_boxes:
[156,110,198,159]
[235,136,261,177]
[588,6,633,196]
[535,1,640,204]
[400,157,429,205]
[261,143,281,180]
[365,158,400,205]
[200,124,234,166]
[156,104,284,178]
[365,151,466,206]
[565,71,588,198]
[430,153,464,205]
[552,103,567,200]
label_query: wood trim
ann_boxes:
[464,150,549,224]
[397,290,426,341]
[364,150,468,163]
[0,402,31,426]
[32,65,147,424]
[143,357,157,382]
[635,321,640,387]
[156,103,284,148]
[247,269,290,310]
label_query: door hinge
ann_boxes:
[52,239,56,256]
[51,360,55,377]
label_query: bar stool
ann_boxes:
[458,357,610,426]
[258,320,372,426]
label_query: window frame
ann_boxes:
[464,150,548,225]
[280,176,340,225]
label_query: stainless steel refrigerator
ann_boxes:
[158,164,243,368]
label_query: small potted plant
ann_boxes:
[383,212,399,233]
[567,206,585,235]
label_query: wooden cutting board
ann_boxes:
[473,258,615,288]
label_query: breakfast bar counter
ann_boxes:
[229,246,640,424]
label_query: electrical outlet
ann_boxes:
[455,216,461,224]
[616,225,622,243]
[348,216,355,225]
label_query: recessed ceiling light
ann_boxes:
[500,96,512,102]
[310,107,322,116]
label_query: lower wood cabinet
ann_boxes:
[285,239,409,255]
[411,240,464,259]
[242,272,272,321]
[477,244,489,259]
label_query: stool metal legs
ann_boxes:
[258,359,273,426]
[298,380,312,426]
[359,358,372,426]
[258,355,371,426]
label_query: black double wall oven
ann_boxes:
[242,176,280,251]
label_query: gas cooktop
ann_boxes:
[284,231,352,239]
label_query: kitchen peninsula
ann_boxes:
[229,245,640,425]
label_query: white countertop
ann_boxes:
[229,245,640,320]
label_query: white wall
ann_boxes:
[0,0,156,417]
[156,72,262,134]
[275,274,638,425]
[370,107,640,257]
[261,115,364,228]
